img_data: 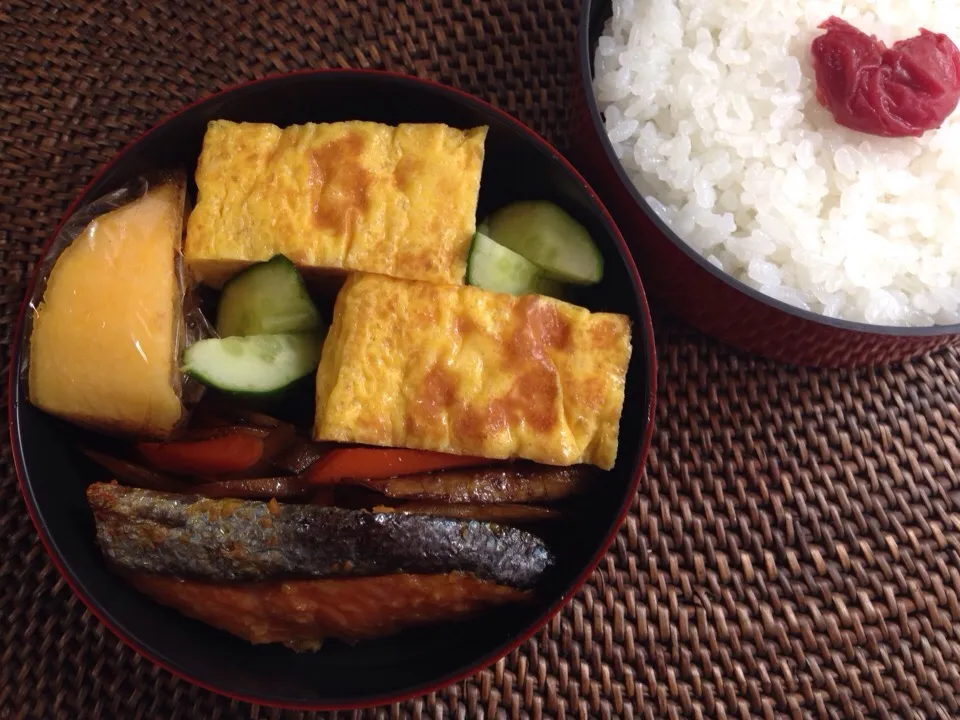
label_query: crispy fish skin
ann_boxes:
[359,465,593,503]
[129,572,529,649]
[87,483,552,589]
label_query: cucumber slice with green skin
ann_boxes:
[484,201,604,285]
[182,333,323,395]
[466,232,566,298]
[216,255,324,337]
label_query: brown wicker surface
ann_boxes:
[2,1,959,718]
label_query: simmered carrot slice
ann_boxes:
[138,432,265,476]
[305,447,490,483]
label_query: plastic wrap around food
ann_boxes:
[24,173,205,439]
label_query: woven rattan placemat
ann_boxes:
[3,1,960,718]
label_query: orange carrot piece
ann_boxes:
[305,447,491,483]
[138,433,265,476]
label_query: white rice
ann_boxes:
[593,0,960,326]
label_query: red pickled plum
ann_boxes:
[811,17,960,138]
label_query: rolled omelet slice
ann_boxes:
[314,274,633,470]
[28,180,186,438]
[184,120,487,287]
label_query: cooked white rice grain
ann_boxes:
[594,0,960,326]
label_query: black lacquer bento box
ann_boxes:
[9,70,657,710]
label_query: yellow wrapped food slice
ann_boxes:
[184,120,487,287]
[28,181,186,438]
[314,274,633,470]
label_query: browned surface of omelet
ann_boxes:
[314,274,632,470]
[184,120,486,286]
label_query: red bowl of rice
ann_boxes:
[572,0,960,367]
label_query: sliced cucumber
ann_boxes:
[182,333,323,395]
[485,201,604,285]
[216,255,323,337]
[466,232,565,297]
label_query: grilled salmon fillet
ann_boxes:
[130,572,528,650]
[87,483,553,589]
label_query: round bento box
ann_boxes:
[9,70,658,710]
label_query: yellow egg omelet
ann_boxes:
[29,181,186,438]
[184,120,487,287]
[314,274,633,470]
